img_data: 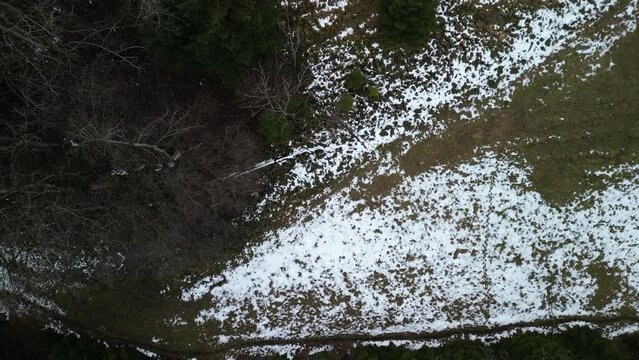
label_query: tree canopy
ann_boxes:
[379,0,439,47]
[144,0,282,86]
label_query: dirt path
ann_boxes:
[52,310,639,358]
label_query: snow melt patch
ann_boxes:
[184,153,639,343]
[259,0,637,204]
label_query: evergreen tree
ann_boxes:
[379,0,439,47]
[144,0,282,86]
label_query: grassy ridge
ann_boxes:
[401,28,639,206]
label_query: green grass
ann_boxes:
[401,28,639,206]
[586,262,624,311]
[508,33,639,204]
[53,273,223,355]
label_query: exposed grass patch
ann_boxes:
[509,35,639,203]
[401,27,639,206]
[587,262,624,311]
[349,173,403,209]
[53,273,228,354]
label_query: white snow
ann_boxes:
[184,153,639,343]
[256,0,637,207]
[180,0,639,351]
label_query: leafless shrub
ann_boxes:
[238,9,312,122]
[0,0,68,110]
[280,7,304,69]
[3,67,262,304]
[239,59,311,120]
[0,0,267,311]
[133,0,182,35]
[0,0,145,110]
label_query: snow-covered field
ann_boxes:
[179,0,639,352]
[185,155,639,344]
[259,0,637,199]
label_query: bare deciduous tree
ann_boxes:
[239,59,311,120]
[0,0,267,329]
[238,9,312,122]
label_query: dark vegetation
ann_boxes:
[240,58,314,146]
[142,0,282,87]
[379,0,440,47]
[0,0,311,321]
[336,68,380,115]
[295,327,639,360]
[2,321,638,360]
[0,0,443,310]
[1,318,150,360]
[336,93,355,114]
[344,68,368,93]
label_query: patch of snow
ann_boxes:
[136,347,158,358]
[257,0,637,208]
[181,0,639,351]
[184,153,639,344]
